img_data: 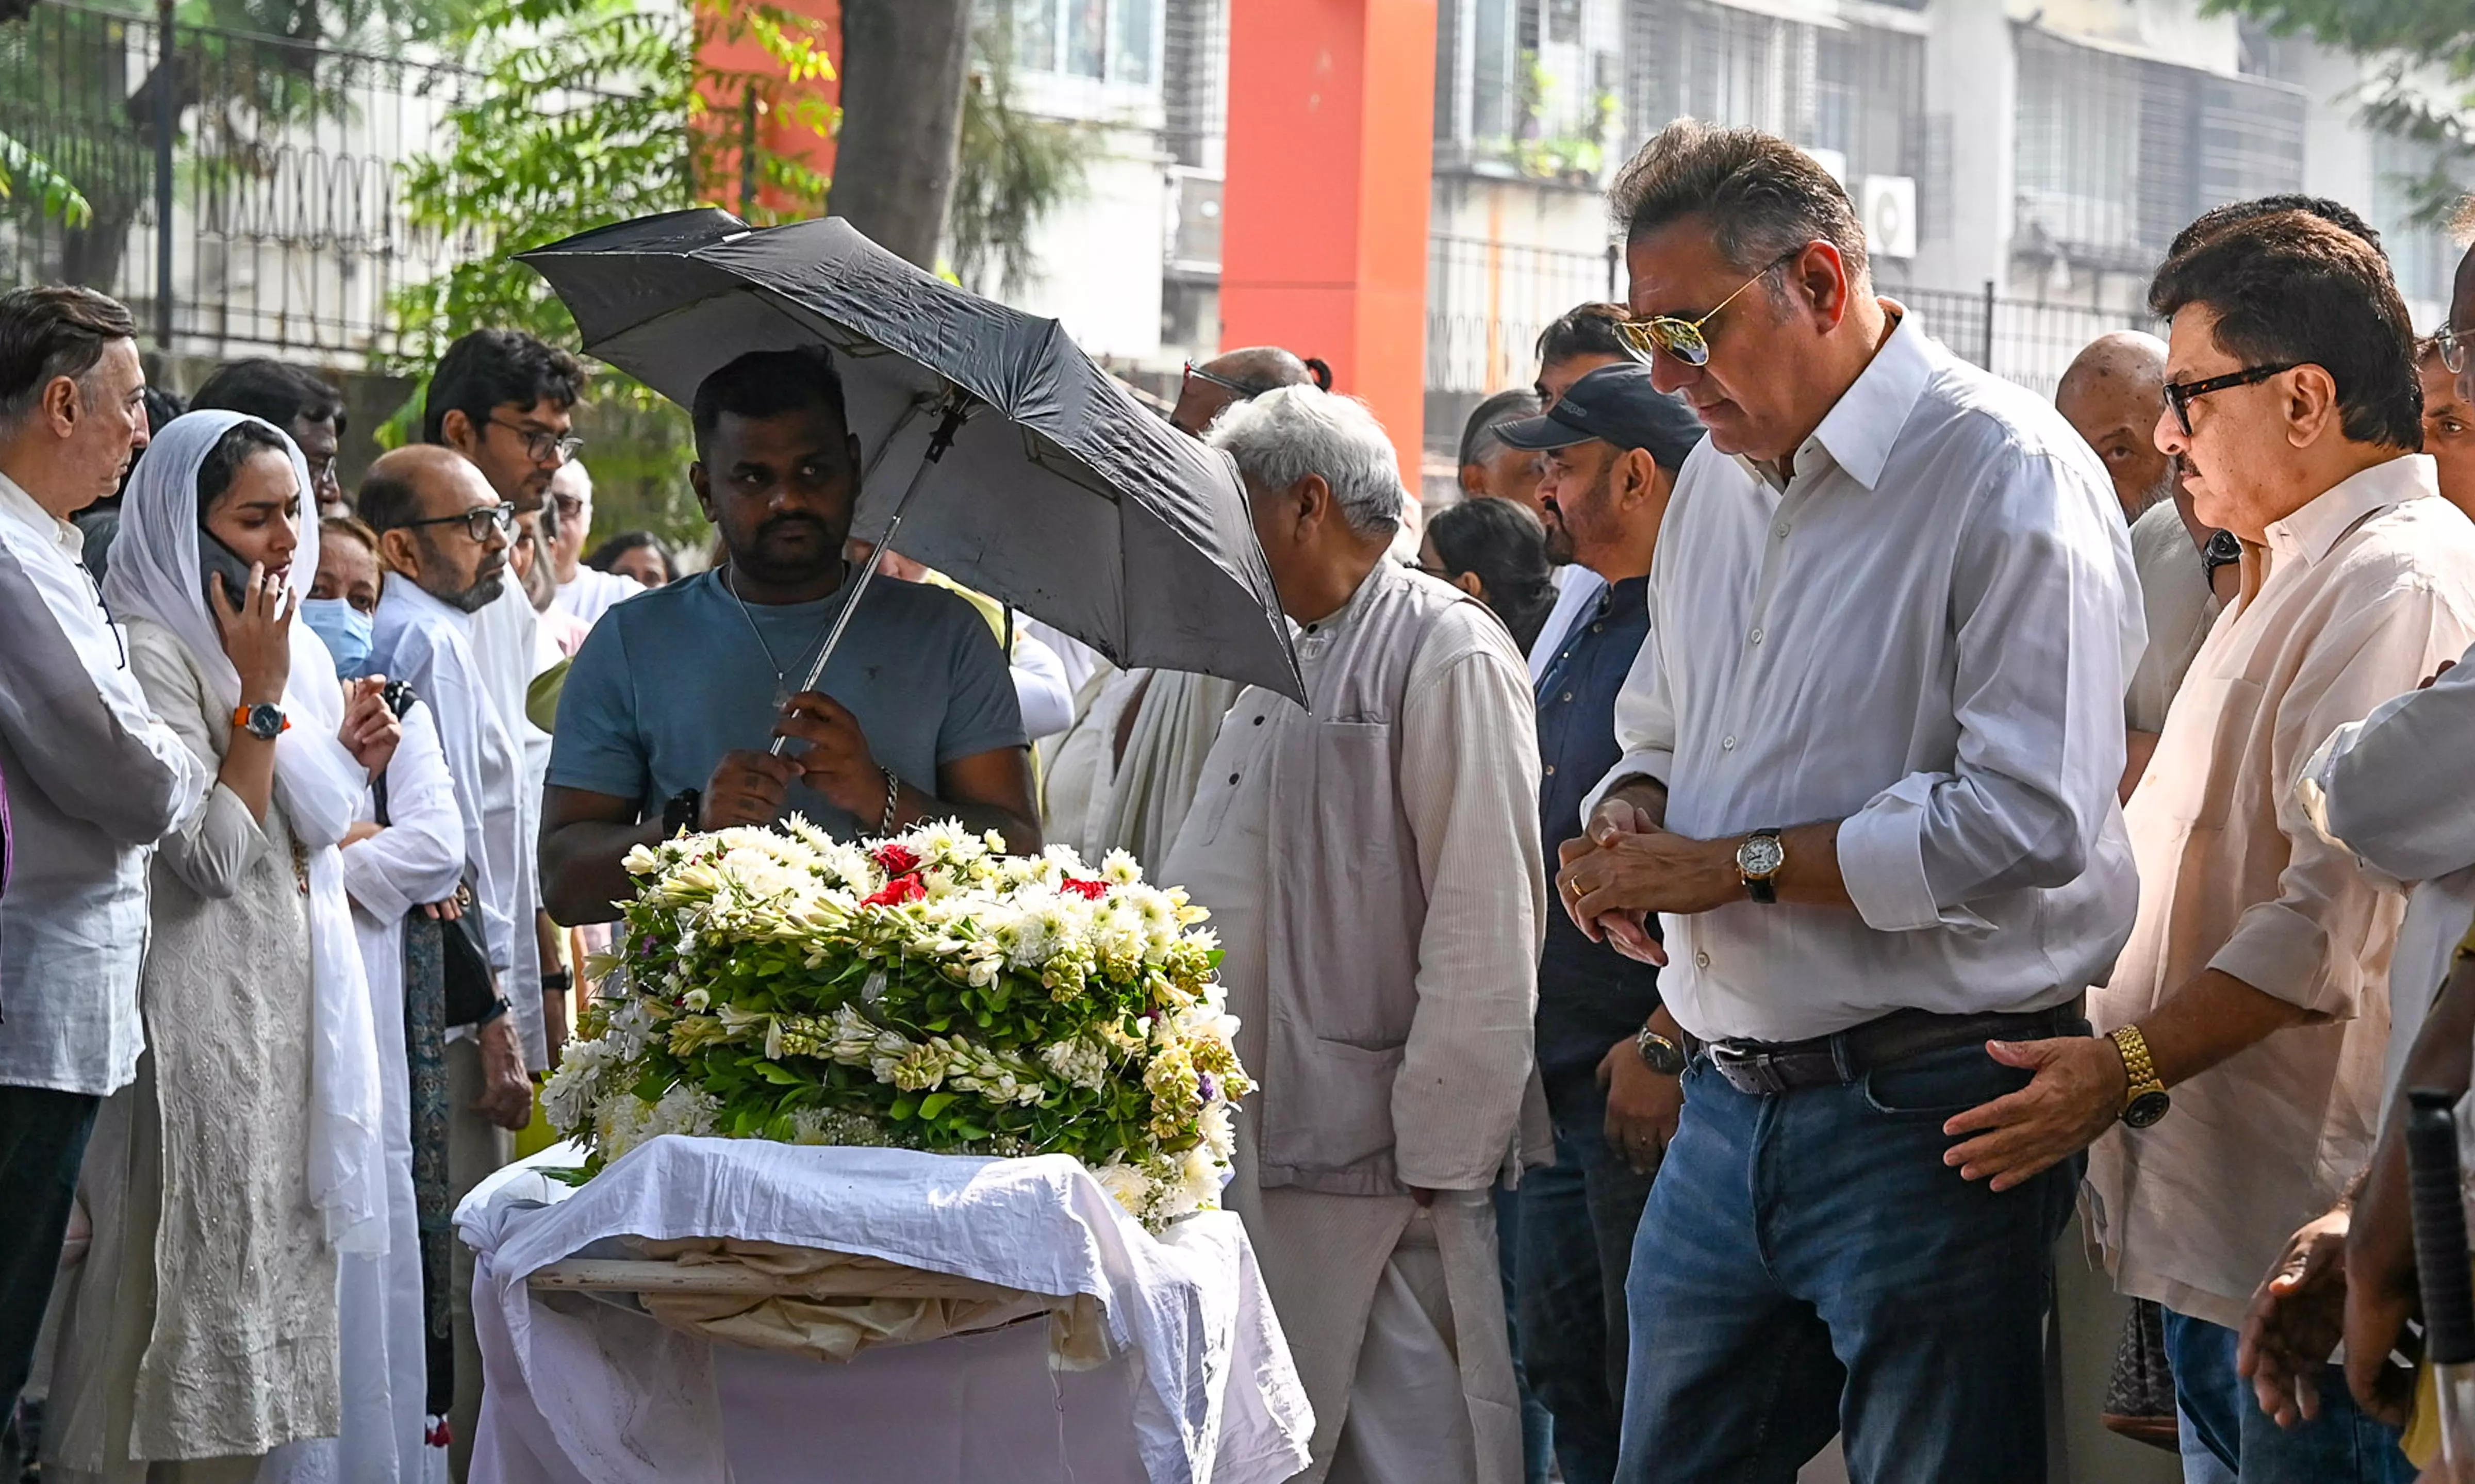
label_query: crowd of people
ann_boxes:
[7,113,2475,1484]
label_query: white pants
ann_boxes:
[1328,1236,1478,1484]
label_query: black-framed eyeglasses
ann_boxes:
[2162,362,2300,437]
[486,414,584,466]
[1615,248,1804,367]
[2435,326,2469,377]
[1182,361,1275,401]
[399,503,516,545]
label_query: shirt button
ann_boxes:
[1749,629,1763,645]
[1560,691,1573,702]
[1591,622,1604,633]
[1774,522,1791,539]
[1252,715,1264,726]
[1694,950,1711,969]
[1544,764,1557,777]
[1721,735,1737,751]
[1228,773,1239,785]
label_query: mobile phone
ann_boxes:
[200,530,259,611]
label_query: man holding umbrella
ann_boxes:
[540,347,1037,924]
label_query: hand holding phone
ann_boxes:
[207,557,294,705]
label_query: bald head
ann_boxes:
[359,444,509,612]
[1172,345,1323,438]
[2057,331,2175,521]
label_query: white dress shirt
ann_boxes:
[0,473,208,1095]
[1586,312,2142,1043]
[2301,632,2475,1101]
[374,580,547,1068]
[2125,499,2221,735]
[551,565,640,630]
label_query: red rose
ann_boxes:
[1062,878,1110,900]
[864,874,927,909]
[872,843,922,878]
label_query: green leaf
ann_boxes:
[752,1061,805,1085]
[889,1094,920,1122]
[917,1092,957,1120]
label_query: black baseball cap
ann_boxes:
[1494,362,1706,471]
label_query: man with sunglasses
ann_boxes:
[1551,122,2141,1481]
[2026,211,2475,1482]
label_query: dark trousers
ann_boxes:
[2165,1309,2414,1483]
[1516,1087,1654,1484]
[1615,1043,2079,1483]
[0,1085,99,1421]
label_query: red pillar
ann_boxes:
[696,0,842,220]
[1220,0,1436,480]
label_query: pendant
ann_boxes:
[772,683,791,712]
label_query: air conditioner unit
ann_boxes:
[1860,174,1918,260]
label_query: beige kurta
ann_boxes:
[47,620,338,1479]
[2089,458,2475,1329]
[1162,564,1543,1484]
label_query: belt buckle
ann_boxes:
[1709,1041,1788,1097]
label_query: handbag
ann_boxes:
[2101,1298,2182,1450]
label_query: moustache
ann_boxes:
[756,514,832,543]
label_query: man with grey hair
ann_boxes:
[0,285,207,1444]
[546,459,638,629]
[1553,122,2139,1479]
[1161,384,1545,1484]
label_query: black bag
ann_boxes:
[439,888,500,1027]
[2101,1298,2181,1451]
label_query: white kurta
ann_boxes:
[1162,581,1540,1484]
[262,704,465,1484]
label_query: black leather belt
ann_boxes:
[1684,1004,2077,1097]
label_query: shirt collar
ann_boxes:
[0,469,82,564]
[2263,453,2435,568]
[1295,557,1398,643]
[382,571,475,633]
[1732,304,1933,494]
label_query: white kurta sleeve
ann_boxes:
[2303,636,2475,886]
[126,624,272,901]
[1391,619,1545,1191]
[341,702,467,922]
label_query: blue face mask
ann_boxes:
[301,597,374,680]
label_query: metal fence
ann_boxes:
[0,3,480,362]
[1899,284,2158,399]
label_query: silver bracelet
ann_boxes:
[878,768,901,837]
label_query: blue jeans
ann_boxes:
[2163,1309,2414,1483]
[1517,1091,1654,1484]
[1614,1043,2080,1483]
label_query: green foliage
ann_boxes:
[0,133,92,228]
[948,29,1088,297]
[1509,50,1613,182]
[2210,0,2475,225]
[377,0,833,521]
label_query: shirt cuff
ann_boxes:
[2295,720,2363,854]
[1837,774,1996,935]
[1580,748,1673,829]
[2208,901,2345,1017]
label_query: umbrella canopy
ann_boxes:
[519,209,1303,703]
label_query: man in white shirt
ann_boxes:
[360,444,541,1478]
[0,286,207,1436]
[544,459,638,630]
[1554,122,2139,1481]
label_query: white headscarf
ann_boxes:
[104,409,388,1254]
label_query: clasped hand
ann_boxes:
[1553,799,1737,963]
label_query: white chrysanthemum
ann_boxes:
[1099,849,1142,886]
[1090,1160,1151,1221]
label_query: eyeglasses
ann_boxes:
[487,414,584,466]
[399,503,516,545]
[1616,249,1804,367]
[2436,326,2469,377]
[1182,361,1276,401]
[2162,362,2300,437]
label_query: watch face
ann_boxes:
[1638,1032,1688,1076]
[1737,834,1785,879]
[245,703,283,739]
[2123,1090,2172,1129]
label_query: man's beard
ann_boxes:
[731,513,844,584]
[1543,503,1575,566]
[2124,463,2176,521]
[441,566,506,613]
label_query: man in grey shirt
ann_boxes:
[541,347,1036,926]
[0,287,206,1440]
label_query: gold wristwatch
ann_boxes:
[2107,1025,2171,1129]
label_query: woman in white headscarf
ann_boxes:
[47,411,392,1482]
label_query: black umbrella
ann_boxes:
[517,209,1304,721]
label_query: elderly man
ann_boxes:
[1486,363,1702,1484]
[0,287,206,1448]
[544,459,638,630]
[1161,385,1543,1484]
[1554,122,2139,1480]
[1977,212,2475,1481]
[2058,331,2230,801]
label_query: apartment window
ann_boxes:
[1006,0,1162,85]
[2372,130,2455,309]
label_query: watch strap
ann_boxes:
[232,703,289,739]
[2107,1024,2167,1114]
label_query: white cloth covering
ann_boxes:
[262,702,466,1484]
[455,1139,1313,1484]
[100,409,387,1251]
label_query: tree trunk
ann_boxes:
[830,0,970,270]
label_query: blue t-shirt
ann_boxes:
[549,569,1026,839]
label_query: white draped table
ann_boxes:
[455,1139,1313,1484]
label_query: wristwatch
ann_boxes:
[2202,529,2241,584]
[233,702,288,741]
[1636,1023,1688,1076]
[1736,828,1786,904]
[662,788,702,837]
[2107,1025,2172,1128]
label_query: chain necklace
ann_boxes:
[721,565,838,710]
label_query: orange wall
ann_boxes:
[1220,0,1437,479]
[696,0,842,219]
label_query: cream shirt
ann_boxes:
[2088,455,2475,1329]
